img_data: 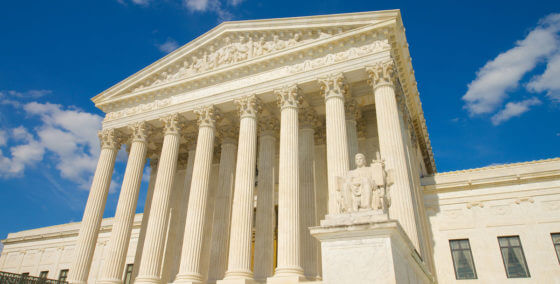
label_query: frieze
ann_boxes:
[103,40,390,122]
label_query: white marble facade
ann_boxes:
[2,9,560,284]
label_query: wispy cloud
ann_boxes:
[156,38,180,54]
[462,13,560,124]
[491,97,542,125]
[117,0,150,6]
[183,0,235,21]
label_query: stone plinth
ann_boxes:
[311,215,434,284]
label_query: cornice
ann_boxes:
[1,214,144,246]
[421,158,560,193]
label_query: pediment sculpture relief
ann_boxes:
[130,28,353,92]
[337,152,394,214]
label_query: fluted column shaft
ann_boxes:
[132,158,159,281]
[313,142,327,279]
[98,122,149,284]
[298,114,317,280]
[345,100,359,170]
[222,96,261,282]
[270,86,304,282]
[208,136,237,282]
[319,74,350,215]
[69,129,120,284]
[175,106,220,284]
[136,114,182,284]
[253,118,278,282]
[367,61,420,250]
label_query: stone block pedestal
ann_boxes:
[311,214,434,284]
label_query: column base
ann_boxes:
[96,278,122,284]
[134,275,162,284]
[217,278,259,284]
[311,213,435,284]
[174,273,204,284]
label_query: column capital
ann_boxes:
[258,116,279,137]
[299,107,319,130]
[318,73,348,101]
[218,124,238,145]
[275,85,302,110]
[182,132,198,151]
[365,59,397,90]
[160,113,182,136]
[128,121,151,143]
[195,105,222,128]
[98,128,123,150]
[314,125,326,145]
[344,98,361,122]
[235,95,262,119]
[177,152,190,170]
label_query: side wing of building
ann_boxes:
[423,158,560,282]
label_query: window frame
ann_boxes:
[39,271,49,278]
[498,235,531,278]
[58,269,69,282]
[449,238,478,280]
[123,263,134,284]
[552,233,560,264]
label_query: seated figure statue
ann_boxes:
[339,153,374,213]
[337,152,393,214]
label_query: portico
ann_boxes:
[67,10,436,284]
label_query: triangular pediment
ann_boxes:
[92,10,400,109]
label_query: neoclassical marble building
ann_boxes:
[2,10,560,284]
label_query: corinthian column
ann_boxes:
[135,114,182,284]
[268,85,304,283]
[175,106,221,284]
[220,95,261,284]
[345,99,360,170]
[68,129,121,284]
[253,117,278,282]
[318,74,350,215]
[132,154,159,281]
[298,108,318,280]
[366,60,421,250]
[208,126,238,283]
[98,122,149,284]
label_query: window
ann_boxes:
[39,271,49,278]
[498,236,530,278]
[123,264,134,284]
[552,233,560,263]
[449,239,477,279]
[58,269,69,282]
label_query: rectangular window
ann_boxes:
[59,269,69,282]
[39,271,49,278]
[449,239,477,279]
[552,233,560,263]
[498,236,530,278]
[123,264,134,284]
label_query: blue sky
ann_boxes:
[0,0,558,242]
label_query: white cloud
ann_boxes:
[491,97,542,125]
[183,0,234,21]
[142,165,151,182]
[527,52,560,102]
[463,13,560,116]
[185,0,209,11]
[0,89,51,99]
[156,38,180,54]
[117,0,150,6]
[0,130,7,147]
[0,101,105,189]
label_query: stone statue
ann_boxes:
[337,152,393,214]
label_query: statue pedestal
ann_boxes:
[311,214,434,284]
